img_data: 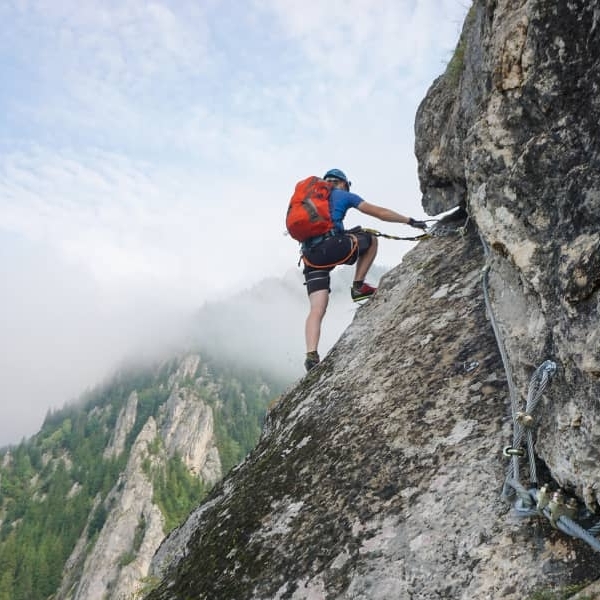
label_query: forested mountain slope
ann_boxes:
[0,354,285,600]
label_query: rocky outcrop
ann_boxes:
[72,418,166,600]
[57,355,224,600]
[144,216,600,599]
[162,386,221,486]
[162,355,221,486]
[104,391,138,459]
[415,0,600,513]
[142,1,600,598]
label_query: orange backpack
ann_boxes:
[285,176,334,242]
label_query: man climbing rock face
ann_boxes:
[293,168,427,372]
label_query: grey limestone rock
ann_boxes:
[57,355,224,600]
[143,1,600,598]
[145,219,600,599]
[416,0,600,514]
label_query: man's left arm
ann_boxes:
[357,201,410,223]
[357,201,427,229]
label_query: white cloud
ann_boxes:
[0,0,470,444]
[0,235,191,446]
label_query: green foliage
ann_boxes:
[88,503,108,540]
[132,514,146,553]
[126,387,170,450]
[207,364,276,474]
[135,575,161,599]
[0,455,90,600]
[147,435,162,456]
[0,371,139,599]
[445,2,476,86]
[152,455,207,533]
[0,354,286,599]
[118,551,136,567]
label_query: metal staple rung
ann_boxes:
[503,446,525,457]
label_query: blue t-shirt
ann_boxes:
[329,188,364,233]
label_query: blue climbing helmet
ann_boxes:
[323,168,351,187]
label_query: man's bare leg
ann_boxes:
[305,289,329,353]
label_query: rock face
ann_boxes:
[57,356,224,600]
[415,0,600,512]
[72,418,166,600]
[162,356,222,485]
[142,1,600,598]
[104,391,138,459]
[144,215,599,600]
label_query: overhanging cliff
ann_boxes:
[416,0,600,515]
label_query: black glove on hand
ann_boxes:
[408,218,428,230]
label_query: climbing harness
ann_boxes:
[299,215,470,269]
[300,233,359,269]
[479,234,600,552]
[299,218,444,268]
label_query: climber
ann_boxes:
[301,168,427,372]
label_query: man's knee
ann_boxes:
[356,231,376,255]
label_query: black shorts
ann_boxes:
[303,231,373,295]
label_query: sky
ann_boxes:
[0,0,470,446]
